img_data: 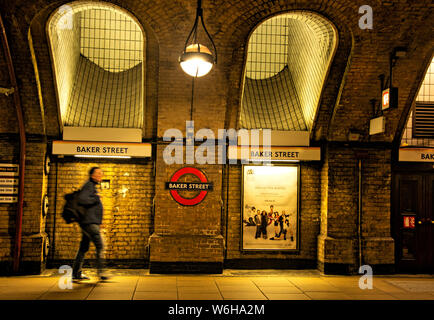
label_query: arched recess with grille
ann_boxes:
[400,56,434,147]
[47,1,145,130]
[239,11,338,132]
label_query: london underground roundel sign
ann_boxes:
[165,167,213,206]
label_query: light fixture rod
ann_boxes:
[190,77,195,121]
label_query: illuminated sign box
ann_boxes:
[382,87,398,110]
[52,141,152,158]
[403,216,415,229]
[241,164,300,251]
[228,146,320,161]
[399,148,434,162]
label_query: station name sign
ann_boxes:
[228,146,320,161]
[52,141,152,158]
[399,148,434,162]
[167,167,212,206]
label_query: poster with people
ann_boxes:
[242,165,299,251]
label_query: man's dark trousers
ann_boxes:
[72,223,105,277]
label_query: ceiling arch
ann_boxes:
[240,11,337,131]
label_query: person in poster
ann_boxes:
[260,210,268,239]
[243,206,256,226]
[272,210,280,238]
[254,209,262,239]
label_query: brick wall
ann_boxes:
[318,145,395,272]
[1,0,433,274]
[150,145,224,268]
[0,139,19,262]
[0,138,48,273]
[0,38,20,266]
[46,160,154,265]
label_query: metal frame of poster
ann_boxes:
[241,163,300,252]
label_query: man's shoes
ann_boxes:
[72,274,90,281]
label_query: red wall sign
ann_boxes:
[403,216,415,229]
[382,87,398,110]
[382,88,390,110]
[166,167,213,206]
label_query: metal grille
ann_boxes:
[80,8,143,72]
[246,16,289,80]
[48,3,145,129]
[415,58,434,102]
[242,67,307,130]
[65,57,143,128]
[240,12,336,131]
[413,103,434,138]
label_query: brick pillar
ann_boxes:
[318,145,395,274]
[19,140,49,274]
[149,145,224,273]
[0,138,19,274]
[0,139,49,275]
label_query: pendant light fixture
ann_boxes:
[179,0,217,77]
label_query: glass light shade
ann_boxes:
[179,44,214,77]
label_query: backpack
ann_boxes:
[62,190,86,224]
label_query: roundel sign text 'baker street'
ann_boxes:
[165,167,213,206]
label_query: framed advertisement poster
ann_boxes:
[241,164,299,251]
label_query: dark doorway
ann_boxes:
[394,173,434,273]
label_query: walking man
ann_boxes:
[72,167,109,281]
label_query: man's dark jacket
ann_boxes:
[78,179,103,225]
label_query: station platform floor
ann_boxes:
[0,269,433,300]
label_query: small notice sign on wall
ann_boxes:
[0,164,19,176]
[403,216,415,229]
[0,164,19,203]
[0,196,18,203]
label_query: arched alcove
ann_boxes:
[47,1,145,128]
[239,11,338,131]
[400,56,434,147]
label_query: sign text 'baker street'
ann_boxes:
[228,146,320,161]
[52,141,152,158]
[165,182,213,191]
[250,150,300,159]
[76,146,129,155]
